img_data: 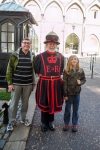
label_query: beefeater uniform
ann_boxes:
[34,32,64,124]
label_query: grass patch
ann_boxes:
[0,112,4,119]
[0,92,11,101]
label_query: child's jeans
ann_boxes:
[64,94,80,125]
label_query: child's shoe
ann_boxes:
[72,125,77,132]
[63,124,69,131]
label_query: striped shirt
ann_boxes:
[13,49,33,85]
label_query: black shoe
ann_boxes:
[63,124,69,131]
[49,122,55,131]
[41,124,48,132]
[72,125,78,132]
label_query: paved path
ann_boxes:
[25,79,100,149]
[0,88,36,150]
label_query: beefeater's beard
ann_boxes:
[47,48,56,52]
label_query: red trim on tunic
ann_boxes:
[38,108,62,114]
[39,75,60,80]
[39,78,49,108]
[56,79,63,107]
[47,80,50,109]
[51,80,54,113]
[40,53,46,76]
[39,79,42,106]
[37,76,63,111]
[35,51,64,114]
[36,79,49,109]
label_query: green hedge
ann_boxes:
[0,92,11,101]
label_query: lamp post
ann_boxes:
[72,24,75,50]
[72,24,75,31]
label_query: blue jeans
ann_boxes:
[64,94,80,125]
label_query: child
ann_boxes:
[63,55,86,132]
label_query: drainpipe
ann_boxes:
[17,13,30,48]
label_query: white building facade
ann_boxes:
[1,0,100,57]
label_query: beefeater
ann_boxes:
[34,32,64,132]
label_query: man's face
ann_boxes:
[46,42,57,51]
[21,40,31,52]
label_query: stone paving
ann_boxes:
[0,89,36,150]
[0,120,10,150]
[25,77,100,150]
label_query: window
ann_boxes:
[31,34,38,54]
[44,6,58,21]
[25,2,41,21]
[1,22,14,53]
[90,10,98,19]
[94,11,97,19]
[85,35,99,53]
[44,4,63,22]
[71,8,78,19]
[29,28,38,54]
[65,5,83,23]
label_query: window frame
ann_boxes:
[1,22,15,53]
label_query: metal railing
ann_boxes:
[90,53,97,78]
[0,100,11,124]
[0,100,21,124]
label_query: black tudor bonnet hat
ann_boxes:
[44,32,60,45]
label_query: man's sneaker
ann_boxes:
[7,123,13,131]
[72,125,77,132]
[12,120,17,127]
[21,119,31,126]
[63,124,69,131]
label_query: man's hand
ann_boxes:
[8,85,14,91]
[32,84,36,90]
[64,96,68,100]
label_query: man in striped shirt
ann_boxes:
[6,37,36,131]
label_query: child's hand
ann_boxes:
[77,79,81,85]
[64,97,68,100]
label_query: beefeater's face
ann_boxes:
[46,42,57,51]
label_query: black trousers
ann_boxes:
[41,111,54,124]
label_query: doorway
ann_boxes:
[65,34,79,54]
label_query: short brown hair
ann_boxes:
[21,37,31,43]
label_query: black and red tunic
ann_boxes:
[34,50,64,114]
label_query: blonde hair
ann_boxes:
[65,55,80,74]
